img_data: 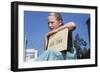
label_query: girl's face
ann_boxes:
[48,15,61,30]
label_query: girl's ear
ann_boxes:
[59,20,62,26]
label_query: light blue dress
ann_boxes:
[36,31,77,61]
[36,47,77,61]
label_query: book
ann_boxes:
[47,28,69,51]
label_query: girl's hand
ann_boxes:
[64,22,76,31]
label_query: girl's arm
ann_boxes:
[44,22,76,50]
[57,22,76,31]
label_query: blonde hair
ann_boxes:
[48,12,63,22]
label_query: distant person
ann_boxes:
[36,12,77,61]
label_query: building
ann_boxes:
[25,48,38,62]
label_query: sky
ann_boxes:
[24,11,90,56]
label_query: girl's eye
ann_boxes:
[48,22,54,24]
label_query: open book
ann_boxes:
[47,28,69,51]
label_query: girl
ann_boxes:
[36,12,77,61]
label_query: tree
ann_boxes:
[74,33,90,59]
